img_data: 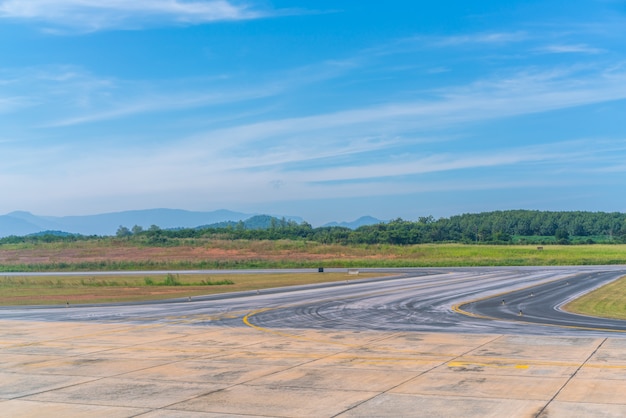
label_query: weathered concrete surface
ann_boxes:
[2,320,626,417]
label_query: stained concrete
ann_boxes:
[1,319,625,417]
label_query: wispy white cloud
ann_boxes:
[361,31,531,59]
[427,31,530,47]
[1,126,621,216]
[47,85,281,127]
[0,96,34,113]
[0,65,287,128]
[215,139,626,204]
[187,65,626,156]
[4,19,626,216]
[536,43,605,54]
[0,66,114,126]
[307,140,614,183]
[0,57,366,128]
[0,0,272,32]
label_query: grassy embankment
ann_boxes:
[1,240,626,306]
[562,275,626,320]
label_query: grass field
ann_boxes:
[2,240,626,306]
[1,240,626,271]
[562,275,626,320]
[0,272,381,305]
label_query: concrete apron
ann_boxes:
[1,319,626,417]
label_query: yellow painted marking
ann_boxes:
[583,363,626,370]
[242,308,309,340]
[448,361,529,370]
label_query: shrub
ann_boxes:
[163,273,181,286]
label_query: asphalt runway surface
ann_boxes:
[3,266,626,336]
[4,266,626,417]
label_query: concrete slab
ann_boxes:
[336,393,545,418]
[1,353,65,370]
[576,363,626,379]
[150,329,278,349]
[121,360,288,384]
[293,329,391,342]
[555,378,626,405]
[467,335,603,362]
[1,341,121,356]
[65,328,194,345]
[247,366,417,392]
[3,319,626,417]
[0,372,96,399]
[445,356,579,377]
[0,399,148,418]
[206,349,331,366]
[91,344,228,360]
[170,384,380,417]
[240,336,361,353]
[362,333,498,357]
[140,410,268,418]
[539,401,626,418]
[391,371,568,401]
[20,356,168,377]
[601,338,626,349]
[25,377,226,409]
[305,351,445,371]
[587,340,626,365]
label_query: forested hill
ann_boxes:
[190,210,626,244]
[371,210,626,244]
[2,210,625,245]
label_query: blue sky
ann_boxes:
[2,1,626,225]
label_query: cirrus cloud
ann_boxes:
[0,0,272,32]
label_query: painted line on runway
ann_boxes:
[451,275,626,334]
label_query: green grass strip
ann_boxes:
[563,275,626,320]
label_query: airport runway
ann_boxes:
[3,266,626,336]
[4,266,626,417]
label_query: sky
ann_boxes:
[2,0,626,225]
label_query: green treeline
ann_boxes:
[3,210,626,246]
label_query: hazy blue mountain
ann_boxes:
[322,216,384,229]
[4,211,66,233]
[0,209,254,237]
[56,209,254,236]
[0,209,375,238]
[0,213,44,237]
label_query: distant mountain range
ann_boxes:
[0,209,383,238]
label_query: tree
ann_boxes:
[131,225,143,235]
[116,225,132,238]
[555,228,570,244]
[492,231,511,242]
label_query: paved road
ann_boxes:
[2,266,626,336]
